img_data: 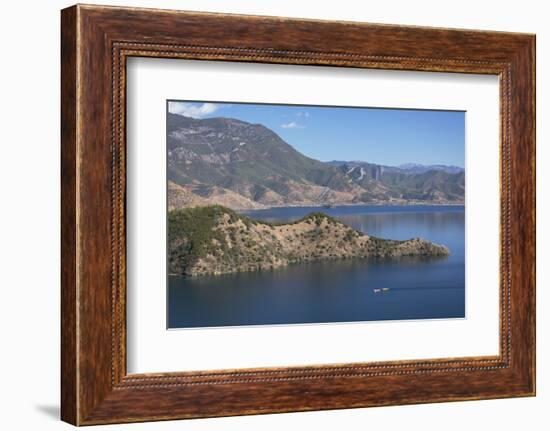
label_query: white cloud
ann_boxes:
[296,111,310,118]
[168,102,220,118]
[280,121,305,129]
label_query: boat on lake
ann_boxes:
[373,288,391,294]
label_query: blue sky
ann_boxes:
[168,100,465,168]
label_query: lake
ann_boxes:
[168,205,465,329]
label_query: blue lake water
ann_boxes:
[168,205,465,329]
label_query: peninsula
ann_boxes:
[169,205,450,277]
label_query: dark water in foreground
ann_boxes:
[168,205,465,329]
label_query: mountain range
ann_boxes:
[167,113,465,210]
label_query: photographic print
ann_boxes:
[167,100,465,329]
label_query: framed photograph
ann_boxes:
[61,4,536,425]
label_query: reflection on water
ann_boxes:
[168,205,465,329]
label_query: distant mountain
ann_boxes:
[327,161,464,176]
[167,113,465,210]
[168,113,364,208]
[328,160,465,203]
[396,163,464,175]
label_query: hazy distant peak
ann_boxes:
[396,163,464,174]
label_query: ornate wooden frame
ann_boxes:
[61,4,536,425]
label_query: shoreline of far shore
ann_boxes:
[235,201,465,212]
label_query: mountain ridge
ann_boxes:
[167,113,465,210]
